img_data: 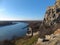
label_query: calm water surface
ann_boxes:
[0,22,28,41]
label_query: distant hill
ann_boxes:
[0,21,13,26]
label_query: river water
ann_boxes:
[0,22,28,41]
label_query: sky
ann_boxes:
[0,0,56,20]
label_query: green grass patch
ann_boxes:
[15,35,39,45]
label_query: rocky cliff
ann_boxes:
[44,0,60,26]
[35,1,60,45]
[39,0,60,38]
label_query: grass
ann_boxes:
[15,35,39,45]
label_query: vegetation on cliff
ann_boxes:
[15,35,39,45]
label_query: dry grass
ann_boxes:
[15,35,39,45]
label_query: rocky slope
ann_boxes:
[39,0,60,38]
[36,34,60,45]
[44,0,60,26]
[36,0,60,45]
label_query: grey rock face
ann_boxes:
[39,0,60,38]
[44,0,60,26]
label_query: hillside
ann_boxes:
[1,0,60,45]
[14,0,60,45]
[39,0,60,38]
[35,0,60,45]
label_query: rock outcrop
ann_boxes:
[44,0,60,26]
[39,0,60,38]
[36,34,60,45]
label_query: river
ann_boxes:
[0,22,28,41]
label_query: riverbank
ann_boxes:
[0,34,39,45]
[15,35,39,45]
[0,21,41,45]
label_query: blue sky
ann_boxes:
[0,0,55,20]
